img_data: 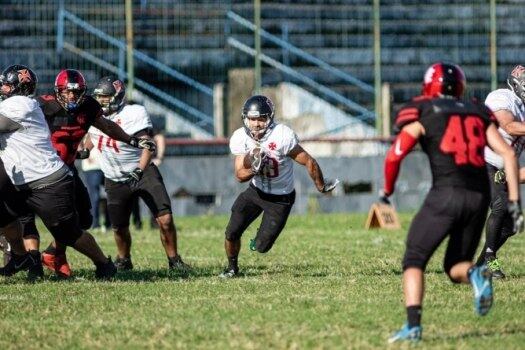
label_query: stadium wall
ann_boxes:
[136,151,432,216]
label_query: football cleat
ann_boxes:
[219,267,239,279]
[168,255,191,272]
[114,256,133,271]
[95,257,117,280]
[388,323,422,343]
[0,234,12,266]
[42,251,72,278]
[468,264,493,316]
[0,250,43,281]
[486,257,506,279]
[249,238,257,251]
[27,251,44,281]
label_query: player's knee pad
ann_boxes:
[402,249,429,271]
[490,195,508,215]
[225,229,242,242]
[78,212,93,231]
[48,216,83,246]
[255,237,275,253]
[21,221,40,239]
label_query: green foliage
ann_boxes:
[0,213,523,349]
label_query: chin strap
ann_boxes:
[383,130,418,195]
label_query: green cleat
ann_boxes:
[486,257,506,279]
[249,238,256,251]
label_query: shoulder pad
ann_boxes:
[395,103,421,130]
[37,95,62,116]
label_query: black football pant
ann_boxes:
[225,184,295,253]
[476,164,515,264]
[403,186,490,278]
[19,167,93,239]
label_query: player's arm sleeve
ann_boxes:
[0,114,22,132]
[384,107,420,195]
[384,131,418,195]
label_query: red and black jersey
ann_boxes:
[395,96,496,191]
[37,95,103,165]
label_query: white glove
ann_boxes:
[250,147,267,175]
[321,178,339,193]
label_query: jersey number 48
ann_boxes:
[440,115,485,167]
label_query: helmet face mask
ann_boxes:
[507,65,525,103]
[54,69,87,111]
[422,62,466,99]
[0,64,37,100]
[93,76,126,115]
[242,95,275,140]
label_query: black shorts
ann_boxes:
[2,173,84,246]
[105,164,172,229]
[403,187,490,273]
[225,184,295,253]
[19,168,93,238]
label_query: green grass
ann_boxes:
[1,213,524,349]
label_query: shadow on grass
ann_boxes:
[427,326,525,342]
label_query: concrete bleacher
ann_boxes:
[2,0,525,132]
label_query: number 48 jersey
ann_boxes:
[88,104,152,182]
[395,96,494,191]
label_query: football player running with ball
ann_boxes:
[382,62,524,343]
[220,95,338,278]
[87,76,189,272]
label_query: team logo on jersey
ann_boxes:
[268,142,277,151]
[76,113,86,125]
[511,65,525,78]
[17,69,32,83]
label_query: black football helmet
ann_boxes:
[0,64,37,100]
[93,76,126,114]
[507,65,525,103]
[242,95,275,140]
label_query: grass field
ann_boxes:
[0,213,524,349]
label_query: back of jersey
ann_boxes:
[396,97,493,192]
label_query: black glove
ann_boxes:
[121,168,143,187]
[75,148,90,160]
[250,147,267,175]
[378,189,391,205]
[508,201,524,234]
[129,136,156,152]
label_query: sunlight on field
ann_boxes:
[0,213,523,349]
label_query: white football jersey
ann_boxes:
[88,104,152,181]
[230,123,299,195]
[0,95,64,185]
[484,89,525,169]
